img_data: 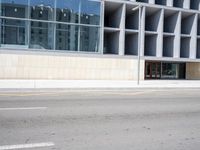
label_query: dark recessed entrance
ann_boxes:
[145,61,186,79]
[145,61,161,79]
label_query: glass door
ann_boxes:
[145,62,151,78]
[145,61,161,79]
[151,63,157,78]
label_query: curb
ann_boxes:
[0,80,200,89]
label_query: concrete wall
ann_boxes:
[103,0,200,60]
[0,52,145,80]
[186,62,200,79]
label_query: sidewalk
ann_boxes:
[0,80,200,89]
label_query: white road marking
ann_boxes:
[0,107,47,111]
[0,142,55,150]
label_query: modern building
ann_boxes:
[0,0,200,80]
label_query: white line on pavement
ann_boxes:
[0,142,55,150]
[0,107,47,111]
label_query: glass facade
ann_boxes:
[56,24,78,51]
[0,0,101,52]
[30,21,54,49]
[145,61,186,79]
[162,62,186,79]
[80,26,99,52]
[1,18,27,45]
[80,1,100,25]
[30,0,55,21]
[56,0,80,23]
[1,0,29,18]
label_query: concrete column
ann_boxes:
[119,4,126,56]
[190,14,198,59]
[174,11,181,58]
[149,0,155,4]
[198,2,200,10]
[140,6,146,57]
[183,0,190,9]
[166,0,173,7]
[156,9,164,57]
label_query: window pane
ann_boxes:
[162,63,178,79]
[56,0,80,23]
[80,26,99,52]
[56,24,78,51]
[80,0,101,25]
[1,19,26,45]
[30,0,55,20]
[1,0,28,18]
[30,21,54,49]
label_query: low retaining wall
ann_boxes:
[0,51,144,80]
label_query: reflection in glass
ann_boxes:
[156,63,161,78]
[1,0,28,18]
[56,24,78,51]
[0,0,101,52]
[30,21,53,49]
[1,19,26,45]
[80,26,99,52]
[145,63,151,78]
[56,0,80,23]
[80,0,101,25]
[151,63,156,78]
[30,0,55,20]
[162,63,178,79]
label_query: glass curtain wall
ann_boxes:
[0,0,101,52]
[1,19,27,46]
[161,62,186,79]
[30,21,54,49]
[0,0,28,47]
[80,26,99,52]
[56,24,78,51]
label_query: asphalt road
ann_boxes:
[0,88,200,150]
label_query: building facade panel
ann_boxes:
[186,62,200,80]
[0,0,200,80]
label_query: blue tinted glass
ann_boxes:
[1,19,26,45]
[80,26,100,52]
[30,0,55,20]
[80,0,101,25]
[56,0,80,23]
[30,0,55,8]
[1,0,28,18]
[1,0,28,5]
[56,24,78,51]
[30,21,54,49]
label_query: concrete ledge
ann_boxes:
[0,80,200,89]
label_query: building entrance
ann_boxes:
[145,62,161,79]
[145,61,186,80]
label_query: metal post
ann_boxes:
[53,0,57,50]
[78,0,82,52]
[137,5,142,85]
[100,0,105,54]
